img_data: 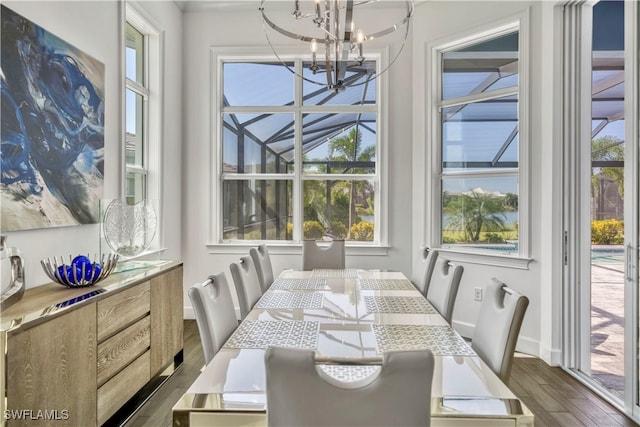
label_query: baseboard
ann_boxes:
[539,344,563,366]
[184,306,195,320]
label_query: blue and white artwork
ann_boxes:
[1,5,105,231]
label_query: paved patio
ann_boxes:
[591,255,625,399]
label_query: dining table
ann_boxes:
[172,268,534,426]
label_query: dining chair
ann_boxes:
[249,244,274,293]
[426,256,463,324]
[265,347,434,427]
[229,255,263,320]
[302,239,345,270]
[188,272,238,365]
[410,247,439,297]
[471,278,529,385]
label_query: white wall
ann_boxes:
[181,6,415,315]
[2,0,184,289]
[411,1,563,363]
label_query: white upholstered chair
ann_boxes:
[471,278,529,385]
[265,347,434,427]
[302,239,345,270]
[410,247,439,297]
[250,244,274,293]
[229,256,263,320]
[426,256,463,324]
[188,272,238,365]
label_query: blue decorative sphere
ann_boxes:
[57,265,75,285]
[72,255,92,270]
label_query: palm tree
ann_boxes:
[328,127,375,237]
[592,135,624,196]
[444,190,506,242]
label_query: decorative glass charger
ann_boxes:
[103,199,157,258]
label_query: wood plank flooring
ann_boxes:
[510,354,638,427]
[124,320,638,427]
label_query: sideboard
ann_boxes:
[0,260,183,427]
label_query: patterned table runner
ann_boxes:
[364,296,439,314]
[359,278,416,290]
[255,292,324,309]
[311,269,359,278]
[224,320,319,349]
[318,365,381,383]
[270,278,328,290]
[372,324,476,356]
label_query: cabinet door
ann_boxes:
[150,266,183,375]
[6,303,97,426]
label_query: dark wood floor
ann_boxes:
[125,320,638,427]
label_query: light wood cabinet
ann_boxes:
[1,261,183,427]
[150,267,183,374]
[6,303,97,427]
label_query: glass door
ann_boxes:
[589,0,626,400]
[565,2,639,419]
[625,0,640,416]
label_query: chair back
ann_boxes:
[410,247,439,296]
[426,257,463,323]
[302,239,345,270]
[230,256,263,320]
[250,244,274,293]
[471,278,529,385]
[265,347,434,427]
[188,272,237,364]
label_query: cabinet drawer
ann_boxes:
[97,315,150,386]
[97,281,150,341]
[97,350,151,425]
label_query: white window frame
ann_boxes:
[208,47,389,253]
[427,14,531,269]
[123,3,163,253]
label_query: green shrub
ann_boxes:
[350,221,374,241]
[591,219,624,244]
[329,221,348,239]
[303,220,325,239]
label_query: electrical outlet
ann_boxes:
[474,287,483,301]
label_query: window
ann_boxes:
[123,5,162,253]
[125,22,148,204]
[433,24,526,257]
[216,55,382,244]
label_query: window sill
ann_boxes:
[434,248,533,270]
[206,243,390,256]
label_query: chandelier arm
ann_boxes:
[260,7,327,43]
[366,14,412,40]
[261,16,333,88]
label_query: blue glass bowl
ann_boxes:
[41,254,119,288]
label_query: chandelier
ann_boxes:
[259,0,414,93]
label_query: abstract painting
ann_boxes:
[1,5,105,231]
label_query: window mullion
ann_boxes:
[293,58,303,242]
[439,86,518,109]
[126,78,149,97]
